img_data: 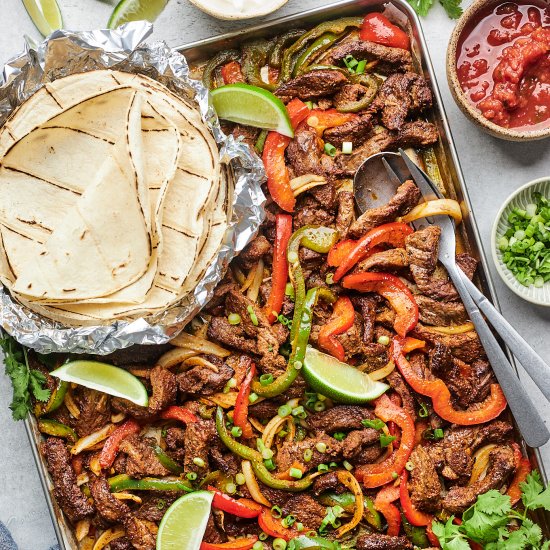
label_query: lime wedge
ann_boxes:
[210,83,294,138]
[50,360,148,407]
[108,0,169,29]
[303,346,389,404]
[22,0,63,37]
[156,491,213,550]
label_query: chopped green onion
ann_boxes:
[296,522,304,532]
[361,418,386,430]
[316,442,327,453]
[285,282,295,300]
[318,463,329,472]
[227,313,241,325]
[259,532,268,541]
[333,432,346,441]
[260,373,274,386]
[405,461,414,471]
[380,434,397,448]
[304,449,313,462]
[282,514,296,527]
[341,141,353,154]
[226,482,237,495]
[236,473,246,485]
[313,400,326,412]
[249,392,259,404]
[273,539,287,550]
[329,462,338,468]
[355,59,367,74]
[292,405,305,418]
[231,426,243,438]
[193,457,205,468]
[264,458,276,471]
[289,467,303,479]
[433,428,444,439]
[278,404,292,417]
[325,273,334,285]
[377,335,390,346]
[186,472,198,481]
[343,460,353,471]
[418,403,429,418]
[304,101,314,109]
[324,143,337,157]
[247,305,259,326]
[392,471,398,479]
[253,542,264,550]
[526,203,537,218]
[271,505,282,518]
[343,54,359,70]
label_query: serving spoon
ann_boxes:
[353,150,550,448]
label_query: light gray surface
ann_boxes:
[0,0,549,548]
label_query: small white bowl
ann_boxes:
[492,177,550,306]
[187,0,288,20]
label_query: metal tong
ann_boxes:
[375,149,549,447]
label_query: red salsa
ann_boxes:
[456,2,550,130]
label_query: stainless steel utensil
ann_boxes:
[355,149,549,447]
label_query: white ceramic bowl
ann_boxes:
[492,177,550,306]
[187,0,288,20]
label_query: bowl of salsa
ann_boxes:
[447,0,550,140]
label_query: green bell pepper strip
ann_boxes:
[401,514,430,548]
[108,474,192,493]
[293,33,340,76]
[35,379,69,417]
[202,49,241,90]
[152,445,184,475]
[318,491,356,511]
[335,75,380,113]
[299,64,349,76]
[254,130,268,154]
[38,419,77,443]
[250,460,314,491]
[242,38,277,90]
[269,29,306,68]
[365,497,383,530]
[216,406,263,462]
[280,17,363,82]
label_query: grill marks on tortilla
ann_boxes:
[0,70,227,324]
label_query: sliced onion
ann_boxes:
[249,417,265,434]
[200,393,238,408]
[92,527,126,550]
[128,368,151,378]
[263,416,290,449]
[64,389,80,419]
[290,174,327,197]
[71,424,115,455]
[183,356,219,372]
[469,444,497,486]
[89,455,102,477]
[241,265,258,293]
[111,412,126,424]
[157,347,199,369]
[76,473,89,487]
[75,519,90,542]
[430,322,475,335]
[242,460,272,507]
[247,259,265,303]
[232,265,246,285]
[113,492,142,504]
[335,470,364,536]
[360,360,395,380]
[400,199,463,224]
[171,332,231,357]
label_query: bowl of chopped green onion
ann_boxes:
[492,177,550,305]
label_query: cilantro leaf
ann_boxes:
[30,369,51,402]
[431,517,471,550]
[439,0,463,19]
[521,471,550,511]
[521,518,543,547]
[407,0,434,17]
[477,490,512,516]
[461,491,510,543]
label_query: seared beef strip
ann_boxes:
[238,235,272,270]
[322,40,414,74]
[372,72,432,130]
[335,122,438,176]
[281,494,327,530]
[102,344,173,366]
[177,361,234,396]
[335,190,356,238]
[408,446,441,512]
[112,397,156,422]
[276,69,348,102]
[306,405,375,432]
[184,419,216,474]
[323,114,374,148]
[110,538,133,550]
[443,446,515,513]
[287,125,324,177]
[355,248,409,272]
[119,436,170,478]
[74,388,111,437]
[386,371,416,420]
[277,434,342,473]
[135,494,179,523]
[148,366,176,414]
[356,534,414,550]
[340,428,381,460]
[124,516,156,550]
[42,438,94,523]
[349,180,421,238]
[231,124,261,149]
[89,474,130,523]
[415,294,468,326]
[406,226,440,272]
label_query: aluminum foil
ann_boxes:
[0,22,266,354]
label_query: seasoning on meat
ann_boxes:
[276,69,349,102]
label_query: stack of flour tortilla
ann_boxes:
[0,69,229,325]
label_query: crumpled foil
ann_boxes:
[0,22,266,354]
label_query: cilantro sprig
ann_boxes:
[407,0,463,19]
[1,332,50,420]
[432,471,550,549]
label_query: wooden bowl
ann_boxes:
[446,0,550,141]
[187,0,288,20]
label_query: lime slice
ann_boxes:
[22,0,63,37]
[303,346,389,404]
[210,83,294,138]
[50,360,148,407]
[108,0,169,29]
[156,491,213,550]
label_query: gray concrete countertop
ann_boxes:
[0,1,549,548]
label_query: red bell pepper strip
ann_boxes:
[327,241,384,268]
[393,337,507,425]
[264,214,293,324]
[333,222,413,282]
[307,108,357,135]
[356,394,415,488]
[426,523,441,548]
[221,61,245,84]
[160,406,199,424]
[233,363,256,439]
[374,483,401,537]
[400,471,433,527]
[208,486,262,518]
[506,457,532,506]
[401,337,425,353]
[318,296,356,361]
[99,419,141,469]
[343,272,418,337]
[262,99,310,212]
[201,537,258,550]
[258,508,300,541]
[360,13,410,50]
